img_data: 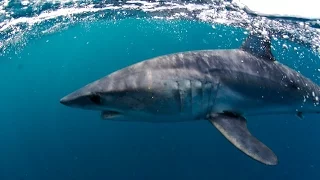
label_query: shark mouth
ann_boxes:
[100,110,122,119]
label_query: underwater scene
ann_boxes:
[1,0,320,179]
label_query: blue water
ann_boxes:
[1,4,320,180]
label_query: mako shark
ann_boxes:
[60,35,320,165]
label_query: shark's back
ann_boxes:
[108,49,278,81]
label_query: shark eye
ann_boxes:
[89,94,101,105]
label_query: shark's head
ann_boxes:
[59,69,178,121]
[60,87,106,110]
[60,76,138,117]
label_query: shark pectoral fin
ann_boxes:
[208,113,278,165]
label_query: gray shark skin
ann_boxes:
[60,35,320,166]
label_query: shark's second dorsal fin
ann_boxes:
[240,34,275,61]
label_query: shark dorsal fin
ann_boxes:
[240,34,275,61]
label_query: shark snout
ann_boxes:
[59,88,100,109]
[60,96,72,106]
[59,90,85,107]
[60,93,79,106]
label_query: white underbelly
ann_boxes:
[212,85,247,113]
[212,84,294,116]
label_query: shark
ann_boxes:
[60,34,320,165]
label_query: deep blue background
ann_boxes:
[1,18,320,180]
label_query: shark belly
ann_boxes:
[212,84,249,114]
[212,83,296,116]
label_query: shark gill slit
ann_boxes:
[198,80,203,116]
[190,79,193,115]
[206,82,213,115]
[177,80,184,113]
[201,81,205,113]
[211,82,220,113]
